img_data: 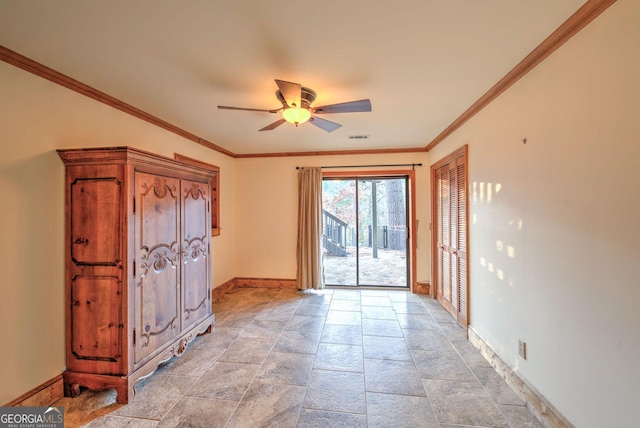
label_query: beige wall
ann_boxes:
[0,62,236,404]
[429,1,640,426]
[234,153,430,281]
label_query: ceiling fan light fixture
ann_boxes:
[282,107,311,126]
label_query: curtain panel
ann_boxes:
[296,167,324,290]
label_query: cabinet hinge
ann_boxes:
[133,196,136,213]
[133,260,136,277]
[133,329,136,347]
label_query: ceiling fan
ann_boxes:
[218,79,372,132]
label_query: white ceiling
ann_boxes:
[0,0,586,156]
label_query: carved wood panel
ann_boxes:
[182,180,210,329]
[70,276,122,362]
[134,172,181,364]
[70,178,121,266]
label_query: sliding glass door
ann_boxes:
[322,176,409,287]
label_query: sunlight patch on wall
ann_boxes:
[472,181,502,203]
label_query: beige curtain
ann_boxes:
[296,167,324,290]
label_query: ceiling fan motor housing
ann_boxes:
[276,86,317,109]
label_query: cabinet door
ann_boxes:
[181,179,211,329]
[134,172,181,364]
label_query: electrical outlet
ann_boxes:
[518,340,527,360]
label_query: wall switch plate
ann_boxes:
[518,340,527,360]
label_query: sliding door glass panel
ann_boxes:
[322,179,357,286]
[322,176,408,287]
[358,178,408,287]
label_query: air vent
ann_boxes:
[348,135,369,140]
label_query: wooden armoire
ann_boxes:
[58,147,215,403]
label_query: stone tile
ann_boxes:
[255,351,314,385]
[451,339,492,368]
[199,326,242,348]
[216,301,270,314]
[498,404,545,428]
[360,289,389,297]
[360,295,393,307]
[273,329,321,354]
[330,299,362,311]
[363,335,412,361]
[304,369,367,414]
[314,343,364,372]
[187,361,261,400]
[362,318,403,337]
[388,291,423,302]
[254,306,296,322]
[331,290,361,300]
[391,301,429,314]
[231,287,281,302]
[156,337,225,377]
[366,392,439,428]
[426,306,457,323]
[361,305,397,320]
[294,303,330,317]
[411,349,476,381]
[299,291,333,305]
[214,311,256,328]
[286,315,326,332]
[217,337,274,364]
[364,358,426,396]
[156,396,236,427]
[325,310,362,326]
[320,324,363,345]
[87,415,158,427]
[226,382,306,428]
[396,313,438,330]
[423,379,509,427]
[403,328,454,352]
[296,409,367,428]
[238,319,287,339]
[111,374,197,420]
[274,287,303,297]
[438,322,468,341]
[472,366,525,405]
[60,287,546,428]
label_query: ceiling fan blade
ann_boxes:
[312,99,372,114]
[309,116,342,132]
[259,118,287,131]
[218,105,280,113]
[275,79,302,108]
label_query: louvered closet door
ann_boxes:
[455,157,468,327]
[436,165,453,313]
[433,148,468,329]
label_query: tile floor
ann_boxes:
[57,287,544,427]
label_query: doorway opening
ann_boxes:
[322,175,410,288]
